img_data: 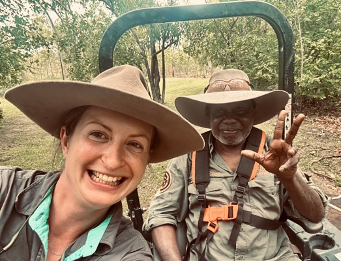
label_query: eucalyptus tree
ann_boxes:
[272,0,341,107]
[183,16,278,90]
[0,0,46,90]
[25,0,113,81]
[99,0,184,103]
[182,0,340,108]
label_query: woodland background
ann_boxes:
[0,0,341,227]
[0,0,340,109]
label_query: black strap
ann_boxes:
[188,128,279,258]
[242,211,283,230]
[190,131,210,258]
[228,127,263,247]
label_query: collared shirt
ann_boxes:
[143,132,327,261]
[0,166,152,261]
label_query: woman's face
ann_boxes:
[60,106,154,210]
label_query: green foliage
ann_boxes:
[0,1,53,91]
[183,17,278,90]
[183,0,341,109]
[0,101,3,120]
[272,0,341,107]
[0,0,340,110]
[56,2,113,81]
[113,30,146,68]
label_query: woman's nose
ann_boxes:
[101,144,125,170]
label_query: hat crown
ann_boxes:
[209,69,250,84]
[206,69,251,93]
[92,65,151,100]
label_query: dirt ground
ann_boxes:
[292,104,341,230]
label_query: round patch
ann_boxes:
[160,170,172,193]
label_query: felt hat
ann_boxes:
[5,65,204,163]
[175,69,289,128]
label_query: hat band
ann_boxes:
[206,79,251,93]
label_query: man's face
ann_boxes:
[208,101,255,147]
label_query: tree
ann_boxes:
[0,1,47,91]
[182,0,341,108]
[183,16,278,90]
[99,0,183,103]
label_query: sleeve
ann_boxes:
[0,166,22,208]
[283,168,328,219]
[143,154,189,232]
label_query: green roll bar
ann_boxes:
[99,0,295,96]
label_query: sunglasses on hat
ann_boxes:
[204,79,254,93]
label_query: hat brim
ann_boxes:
[175,90,289,128]
[5,81,204,163]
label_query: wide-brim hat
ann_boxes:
[175,69,289,128]
[5,65,204,163]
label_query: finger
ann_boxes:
[279,155,299,172]
[287,147,298,158]
[241,150,264,164]
[285,114,305,145]
[273,110,288,140]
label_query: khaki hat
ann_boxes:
[175,69,289,128]
[5,65,204,163]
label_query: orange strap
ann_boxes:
[191,151,197,186]
[249,131,266,181]
[203,203,238,233]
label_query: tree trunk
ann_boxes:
[150,44,161,103]
[161,39,166,103]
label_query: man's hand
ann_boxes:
[242,110,305,180]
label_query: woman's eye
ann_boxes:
[127,141,144,152]
[89,131,107,141]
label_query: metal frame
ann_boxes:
[99,0,294,95]
[98,0,295,233]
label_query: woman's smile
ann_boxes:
[88,170,124,186]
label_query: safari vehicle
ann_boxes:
[98,1,341,260]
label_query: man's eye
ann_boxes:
[212,110,225,118]
[235,109,246,115]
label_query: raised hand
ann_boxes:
[242,110,305,180]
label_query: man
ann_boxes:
[143,69,327,261]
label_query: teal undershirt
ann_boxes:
[28,185,113,261]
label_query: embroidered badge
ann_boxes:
[160,170,172,193]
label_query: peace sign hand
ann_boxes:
[242,110,305,180]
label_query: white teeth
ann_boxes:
[91,171,123,186]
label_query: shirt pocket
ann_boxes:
[188,178,224,210]
[247,175,281,218]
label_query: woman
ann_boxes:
[0,65,204,260]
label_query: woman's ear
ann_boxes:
[60,126,68,157]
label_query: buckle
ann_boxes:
[236,185,245,194]
[198,194,206,202]
[203,203,238,222]
[207,221,219,233]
